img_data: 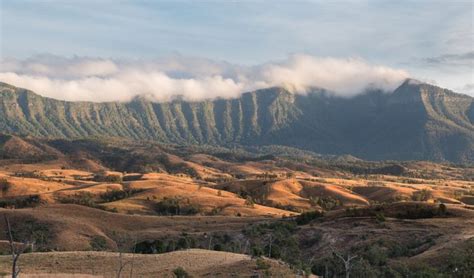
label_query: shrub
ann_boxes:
[301,233,322,248]
[57,192,98,208]
[251,245,264,257]
[177,237,190,249]
[173,267,190,278]
[295,210,324,225]
[375,212,386,223]
[364,245,388,266]
[10,218,51,251]
[309,196,341,210]
[411,189,432,201]
[311,256,345,277]
[90,235,108,251]
[0,195,41,208]
[134,240,166,254]
[274,203,301,212]
[442,238,474,276]
[0,178,10,193]
[438,203,447,215]
[395,204,438,219]
[93,173,122,183]
[100,189,128,202]
[99,188,144,203]
[245,196,255,207]
[154,197,200,215]
[256,258,271,270]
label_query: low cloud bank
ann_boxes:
[0,54,409,102]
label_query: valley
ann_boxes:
[2,1,473,277]
[0,134,472,277]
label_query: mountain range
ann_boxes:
[0,79,473,163]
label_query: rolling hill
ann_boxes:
[0,134,473,276]
[0,79,473,162]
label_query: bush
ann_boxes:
[438,203,447,215]
[442,238,474,276]
[311,256,345,277]
[177,237,190,249]
[90,235,108,251]
[0,178,10,193]
[134,237,196,254]
[100,189,128,202]
[309,196,341,210]
[57,192,98,208]
[256,258,271,270]
[134,240,166,254]
[364,245,388,266]
[99,188,144,202]
[375,212,386,223]
[173,267,190,278]
[93,173,122,183]
[252,245,264,257]
[0,195,41,208]
[154,197,200,215]
[395,204,438,219]
[10,218,51,251]
[295,210,324,225]
[411,189,432,201]
[245,196,255,207]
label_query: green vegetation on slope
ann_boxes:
[0,80,473,162]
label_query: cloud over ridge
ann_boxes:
[0,54,409,102]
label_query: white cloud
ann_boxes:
[259,55,409,97]
[0,54,409,102]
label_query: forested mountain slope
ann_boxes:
[0,80,473,162]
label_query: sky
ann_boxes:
[0,0,473,101]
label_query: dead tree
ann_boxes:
[116,251,134,278]
[4,215,29,278]
[128,236,137,278]
[266,234,274,258]
[207,233,213,250]
[114,233,136,278]
[331,246,358,278]
[242,239,250,255]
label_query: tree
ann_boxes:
[245,196,255,208]
[0,178,10,196]
[207,233,213,250]
[173,267,190,278]
[411,189,432,201]
[113,232,137,278]
[4,215,30,278]
[266,234,274,258]
[331,246,358,278]
[438,203,447,215]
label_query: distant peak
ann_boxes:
[406,78,423,85]
[0,81,18,90]
[398,78,423,88]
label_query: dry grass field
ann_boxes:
[0,136,473,276]
[0,249,295,277]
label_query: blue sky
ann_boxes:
[0,0,473,98]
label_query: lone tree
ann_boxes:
[112,232,137,278]
[0,178,10,196]
[4,215,30,278]
[331,246,358,278]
